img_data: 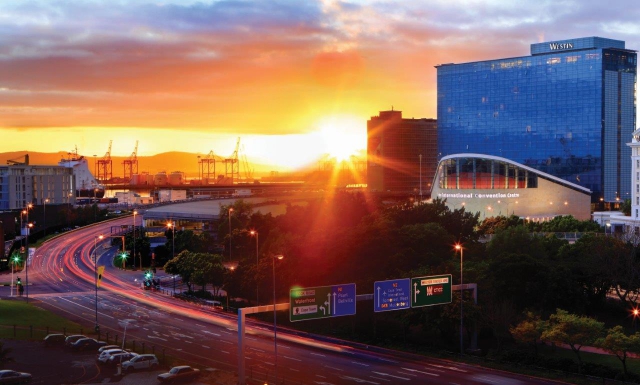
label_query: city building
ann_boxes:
[431,154,592,221]
[595,128,640,238]
[0,164,75,210]
[367,109,437,196]
[437,37,637,204]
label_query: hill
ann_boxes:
[0,151,281,179]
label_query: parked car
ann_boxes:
[106,352,138,367]
[0,369,32,384]
[64,335,87,347]
[98,344,120,353]
[97,348,128,364]
[121,354,159,371]
[70,338,107,351]
[157,365,200,383]
[43,334,66,347]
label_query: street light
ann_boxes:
[227,266,235,311]
[606,222,611,236]
[455,243,464,355]
[25,203,33,303]
[167,221,175,294]
[633,308,639,332]
[94,234,104,333]
[272,254,284,384]
[43,198,49,237]
[228,207,234,261]
[250,230,259,305]
[419,154,422,202]
[10,254,20,297]
[132,210,137,270]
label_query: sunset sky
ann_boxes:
[1,0,639,171]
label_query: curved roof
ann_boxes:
[438,153,591,194]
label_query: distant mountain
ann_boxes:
[0,151,282,179]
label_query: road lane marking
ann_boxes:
[427,363,467,373]
[311,353,326,357]
[324,366,343,371]
[284,356,301,361]
[351,361,369,367]
[369,376,391,382]
[221,350,230,354]
[400,367,439,376]
[340,376,380,384]
[371,371,410,380]
[202,330,221,336]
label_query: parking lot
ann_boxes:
[1,339,233,384]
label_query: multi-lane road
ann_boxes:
[9,216,563,385]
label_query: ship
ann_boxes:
[59,149,106,198]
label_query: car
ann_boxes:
[121,354,159,371]
[0,369,32,384]
[157,365,200,383]
[98,344,120,353]
[70,338,107,351]
[97,348,128,364]
[43,333,66,347]
[106,352,138,367]
[64,334,87,347]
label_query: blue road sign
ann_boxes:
[374,278,411,312]
[332,283,356,316]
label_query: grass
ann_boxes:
[0,300,84,339]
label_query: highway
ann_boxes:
[18,216,563,385]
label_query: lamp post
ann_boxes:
[132,210,137,270]
[10,254,19,297]
[43,198,49,237]
[227,266,235,311]
[633,308,639,332]
[93,188,98,222]
[25,203,33,303]
[272,254,284,384]
[455,243,464,355]
[606,222,611,236]
[419,154,422,202]
[94,234,104,333]
[167,221,175,294]
[250,230,259,305]
[228,207,234,262]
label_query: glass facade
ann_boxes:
[437,37,637,202]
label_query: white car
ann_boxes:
[97,348,128,364]
[121,354,159,371]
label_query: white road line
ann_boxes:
[324,365,343,371]
[371,371,410,380]
[369,376,391,382]
[340,376,380,384]
[351,361,369,367]
[250,347,265,352]
[218,340,233,345]
[284,356,301,361]
[289,368,300,372]
[220,350,230,354]
[310,353,326,357]
[202,345,210,349]
[401,367,439,377]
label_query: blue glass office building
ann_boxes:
[437,37,637,202]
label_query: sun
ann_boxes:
[315,115,366,162]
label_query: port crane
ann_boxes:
[224,137,240,184]
[198,150,217,184]
[6,154,29,165]
[97,140,113,183]
[123,140,139,181]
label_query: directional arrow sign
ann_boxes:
[411,274,452,308]
[374,278,410,312]
[290,283,356,322]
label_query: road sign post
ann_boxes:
[374,278,411,312]
[411,274,452,308]
[290,283,356,322]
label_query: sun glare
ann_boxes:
[316,115,366,162]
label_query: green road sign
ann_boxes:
[290,283,356,322]
[411,274,452,308]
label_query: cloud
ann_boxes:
[0,0,638,137]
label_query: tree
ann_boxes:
[621,199,632,216]
[510,311,546,354]
[541,309,604,373]
[596,325,640,378]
